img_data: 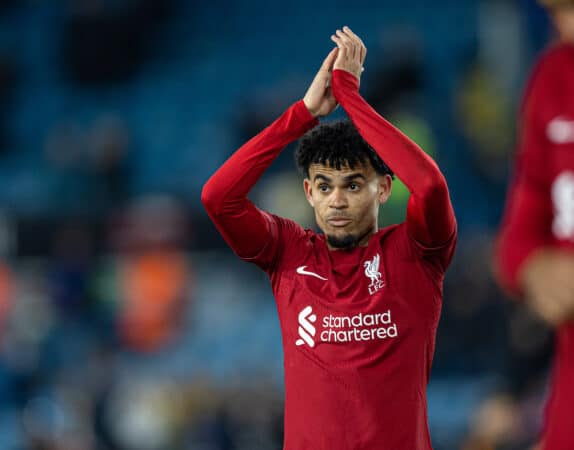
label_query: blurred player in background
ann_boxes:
[495,1,574,449]
[202,27,456,449]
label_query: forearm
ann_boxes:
[331,69,455,245]
[201,100,317,257]
[495,180,552,295]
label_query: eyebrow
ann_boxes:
[313,173,367,183]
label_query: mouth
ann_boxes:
[327,217,353,227]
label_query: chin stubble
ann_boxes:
[326,225,375,249]
[326,233,358,249]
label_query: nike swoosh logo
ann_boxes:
[296,266,328,281]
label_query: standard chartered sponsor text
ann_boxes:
[319,309,398,343]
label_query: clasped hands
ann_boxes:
[303,26,366,118]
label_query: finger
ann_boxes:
[330,35,347,59]
[335,29,353,52]
[320,47,338,72]
[342,26,364,62]
[342,26,364,48]
[343,25,365,46]
[359,44,367,66]
[333,30,346,49]
[336,29,355,59]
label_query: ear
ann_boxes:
[303,178,315,207]
[378,175,392,204]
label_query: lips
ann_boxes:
[327,217,352,227]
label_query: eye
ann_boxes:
[349,182,360,191]
[318,183,330,193]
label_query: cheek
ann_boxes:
[354,196,378,223]
[312,196,327,217]
[357,192,377,209]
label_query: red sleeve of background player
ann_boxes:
[331,69,457,270]
[201,101,318,268]
[494,47,571,296]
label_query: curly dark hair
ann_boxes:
[295,120,394,179]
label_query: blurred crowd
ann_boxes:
[0,0,562,449]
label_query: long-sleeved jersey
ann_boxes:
[495,43,574,450]
[202,69,457,449]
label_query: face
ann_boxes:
[552,6,574,42]
[303,162,392,250]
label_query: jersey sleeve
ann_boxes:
[201,101,318,270]
[494,47,572,295]
[331,70,457,272]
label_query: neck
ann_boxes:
[326,226,376,251]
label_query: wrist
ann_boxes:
[332,68,361,82]
[302,97,320,118]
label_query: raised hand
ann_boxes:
[303,48,339,118]
[330,26,366,81]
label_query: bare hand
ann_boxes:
[330,26,366,81]
[519,249,574,326]
[303,48,339,118]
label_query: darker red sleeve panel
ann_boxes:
[201,100,318,263]
[331,70,456,257]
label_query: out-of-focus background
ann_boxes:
[0,0,558,449]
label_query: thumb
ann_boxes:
[320,48,338,72]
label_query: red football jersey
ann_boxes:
[203,70,457,449]
[246,215,454,449]
[496,43,574,450]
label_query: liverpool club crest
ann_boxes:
[364,254,384,295]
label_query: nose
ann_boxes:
[329,188,348,209]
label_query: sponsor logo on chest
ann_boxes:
[295,305,399,348]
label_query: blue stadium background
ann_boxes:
[0,0,557,449]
